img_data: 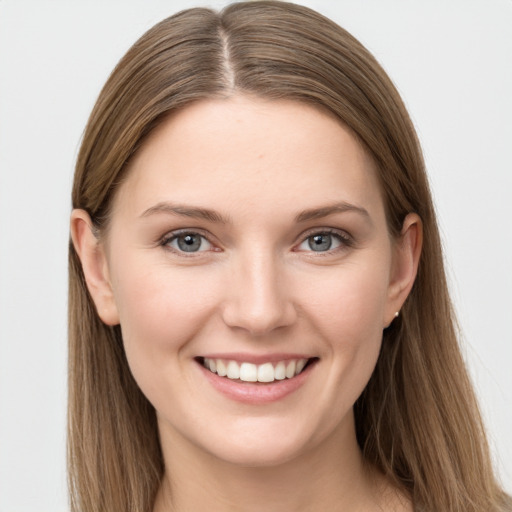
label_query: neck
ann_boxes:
[153,414,398,512]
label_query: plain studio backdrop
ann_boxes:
[0,1,511,510]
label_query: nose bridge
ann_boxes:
[222,244,295,335]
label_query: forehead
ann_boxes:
[113,95,385,223]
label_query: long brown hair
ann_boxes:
[68,2,511,511]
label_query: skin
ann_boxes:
[71,95,421,511]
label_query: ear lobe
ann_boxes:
[70,209,120,326]
[385,213,423,326]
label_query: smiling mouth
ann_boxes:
[198,357,318,383]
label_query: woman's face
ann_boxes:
[83,96,416,466]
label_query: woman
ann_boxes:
[68,2,511,511]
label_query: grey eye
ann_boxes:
[297,232,345,253]
[168,233,212,253]
[178,234,202,252]
[307,234,332,251]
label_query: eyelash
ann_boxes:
[294,228,353,255]
[160,229,215,256]
[159,228,353,256]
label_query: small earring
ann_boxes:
[394,311,399,318]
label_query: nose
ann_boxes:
[221,249,297,336]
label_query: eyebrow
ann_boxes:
[140,202,229,223]
[295,202,371,223]
[140,200,370,225]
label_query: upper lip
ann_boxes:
[197,353,316,364]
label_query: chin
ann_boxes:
[209,440,308,468]
[197,418,326,469]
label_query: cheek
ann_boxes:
[302,260,390,399]
[110,258,219,381]
[307,259,390,342]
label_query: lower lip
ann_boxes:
[198,361,316,404]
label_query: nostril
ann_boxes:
[220,265,297,335]
[221,301,297,336]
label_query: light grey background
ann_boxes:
[0,1,510,510]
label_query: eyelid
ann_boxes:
[160,228,220,254]
[294,227,354,253]
[157,226,353,255]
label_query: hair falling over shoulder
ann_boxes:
[68,2,511,511]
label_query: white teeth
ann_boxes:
[285,360,296,379]
[240,363,258,382]
[202,357,311,382]
[227,360,240,379]
[257,362,274,383]
[216,359,227,377]
[274,361,286,380]
[295,359,307,375]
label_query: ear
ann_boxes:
[70,209,120,326]
[384,213,423,327]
